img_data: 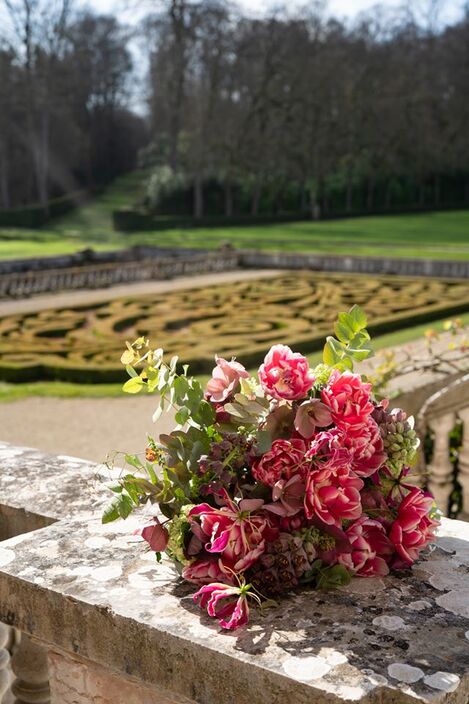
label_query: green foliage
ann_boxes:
[301,560,352,589]
[323,305,373,371]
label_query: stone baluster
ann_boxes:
[427,411,456,515]
[10,634,50,704]
[457,406,469,519]
[0,623,13,703]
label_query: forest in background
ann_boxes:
[1,0,469,219]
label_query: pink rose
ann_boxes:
[134,521,169,552]
[389,488,439,566]
[294,399,332,439]
[193,582,250,630]
[252,438,307,486]
[258,344,315,400]
[337,516,393,576]
[182,557,231,585]
[321,370,374,429]
[188,496,276,573]
[344,417,387,477]
[304,465,363,526]
[206,356,249,403]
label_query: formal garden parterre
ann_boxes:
[1,271,468,383]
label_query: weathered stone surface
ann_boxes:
[0,443,468,704]
[48,650,195,704]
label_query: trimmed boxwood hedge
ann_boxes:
[0,191,87,229]
[1,272,468,384]
[112,208,310,232]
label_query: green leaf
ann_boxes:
[125,454,143,470]
[349,305,367,331]
[175,406,190,425]
[317,564,352,590]
[102,502,120,524]
[196,399,215,427]
[122,376,145,394]
[117,493,134,519]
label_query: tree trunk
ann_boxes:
[345,173,353,213]
[0,146,10,209]
[433,174,440,206]
[193,173,203,219]
[309,187,320,220]
[385,181,392,209]
[465,178,469,203]
[366,175,374,212]
[418,180,425,207]
[224,178,233,217]
[251,178,262,216]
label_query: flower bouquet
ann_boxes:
[103,305,439,630]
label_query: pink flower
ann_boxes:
[294,399,332,439]
[187,496,276,573]
[389,488,439,566]
[206,356,249,403]
[265,475,306,517]
[252,438,307,486]
[337,517,393,576]
[193,582,250,630]
[304,465,363,526]
[306,429,352,473]
[344,417,387,477]
[182,557,231,585]
[321,370,374,429]
[134,521,169,552]
[258,344,315,400]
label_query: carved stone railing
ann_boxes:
[0,442,468,704]
[0,251,240,299]
[414,373,469,518]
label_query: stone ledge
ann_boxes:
[0,443,468,704]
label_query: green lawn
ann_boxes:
[0,172,469,260]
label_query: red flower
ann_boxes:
[306,429,352,473]
[193,582,251,630]
[321,370,374,429]
[259,344,315,400]
[389,488,439,566]
[304,465,363,526]
[337,516,393,576]
[344,417,387,478]
[187,496,276,573]
[252,438,307,487]
[134,521,169,552]
[206,356,249,403]
[182,557,231,585]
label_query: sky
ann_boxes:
[86,0,465,26]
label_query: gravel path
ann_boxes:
[0,395,176,463]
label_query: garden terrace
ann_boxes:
[0,442,468,704]
[0,272,468,382]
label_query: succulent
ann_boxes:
[249,529,320,596]
[373,404,419,475]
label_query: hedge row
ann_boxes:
[113,201,469,233]
[112,209,310,232]
[1,272,468,384]
[0,191,88,228]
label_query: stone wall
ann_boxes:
[239,250,469,279]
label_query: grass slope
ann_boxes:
[0,172,468,260]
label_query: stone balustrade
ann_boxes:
[0,251,240,299]
[0,442,468,704]
[1,245,469,300]
[414,373,469,519]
